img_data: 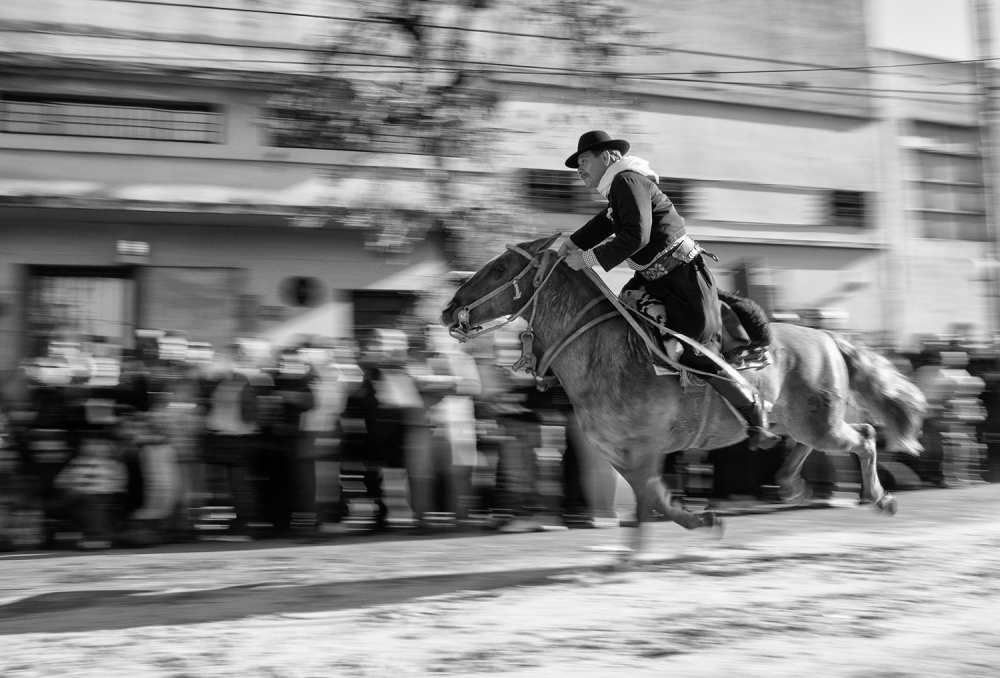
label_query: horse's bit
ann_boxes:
[450,245,618,389]
[449,243,559,344]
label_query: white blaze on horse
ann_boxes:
[441,234,927,554]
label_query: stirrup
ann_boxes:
[728,347,773,371]
[747,426,781,451]
[647,336,683,376]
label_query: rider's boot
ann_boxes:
[735,393,782,451]
[704,369,782,451]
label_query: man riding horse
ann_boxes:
[558,130,781,450]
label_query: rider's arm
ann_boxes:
[568,207,615,252]
[588,173,653,271]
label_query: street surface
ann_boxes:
[1,485,998,677]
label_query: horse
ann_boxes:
[441,233,927,555]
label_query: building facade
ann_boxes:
[0,0,994,378]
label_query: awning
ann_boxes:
[0,175,492,213]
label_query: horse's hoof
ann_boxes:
[698,512,726,539]
[780,485,812,506]
[875,495,898,516]
[708,514,726,539]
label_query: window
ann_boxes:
[658,177,690,216]
[521,171,692,216]
[0,93,224,143]
[830,190,866,228]
[907,121,987,241]
[26,268,136,357]
[523,169,603,214]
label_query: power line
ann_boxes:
[3,48,974,108]
[77,0,990,83]
[2,25,981,104]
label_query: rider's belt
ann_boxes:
[639,235,702,282]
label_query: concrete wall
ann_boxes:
[498,94,877,192]
[0,214,443,370]
[869,50,996,345]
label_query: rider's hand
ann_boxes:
[557,240,578,258]
[565,249,588,270]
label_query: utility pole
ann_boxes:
[973,0,1000,342]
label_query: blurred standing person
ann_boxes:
[935,351,985,485]
[316,339,365,531]
[487,329,546,533]
[258,346,315,537]
[202,346,261,540]
[338,329,420,530]
[424,325,482,523]
[118,411,184,546]
[468,339,510,519]
[368,329,422,529]
[494,368,545,533]
[912,347,950,487]
[53,432,126,549]
[300,339,350,533]
[150,364,207,539]
[21,356,83,546]
[407,326,462,527]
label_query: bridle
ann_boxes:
[449,243,561,344]
[450,243,618,389]
[448,242,733,392]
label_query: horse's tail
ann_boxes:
[827,331,926,455]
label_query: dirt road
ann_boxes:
[1,485,998,677]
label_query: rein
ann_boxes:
[450,244,561,343]
[451,245,618,390]
[451,244,738,391]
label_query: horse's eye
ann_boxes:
[494,264,505,274]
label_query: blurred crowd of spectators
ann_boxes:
[0,323,614,551]
[892,334,1000,489]
[1,325,998,553]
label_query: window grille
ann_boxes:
[907,121,987,241]
[0,93,223,143]
[830,190,866,228]
[658,177,690,216]
[523,169,603,214]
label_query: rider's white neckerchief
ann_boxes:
[596,156,661,198]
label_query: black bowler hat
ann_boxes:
[564,130,630,169]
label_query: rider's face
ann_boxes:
[576,150,609,190]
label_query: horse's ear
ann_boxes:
[526,233,562,254]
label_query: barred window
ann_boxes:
[0,93,224,143]
[830,190,866,228]
[523,169,603,214]
[522,171,692,217]
[907,121,987,241]
[658,177,690,216]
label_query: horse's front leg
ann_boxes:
[643,476,723,533]
[618,474,723,563]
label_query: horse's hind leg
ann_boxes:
[852,423,897,515]
[809,421,895,515]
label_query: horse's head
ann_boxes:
[441,233,561,341]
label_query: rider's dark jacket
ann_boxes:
[568,167,724,366]
[567,170,686,271]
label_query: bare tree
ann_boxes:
[260,0,637,266]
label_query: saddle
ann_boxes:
[624,289,773,376]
